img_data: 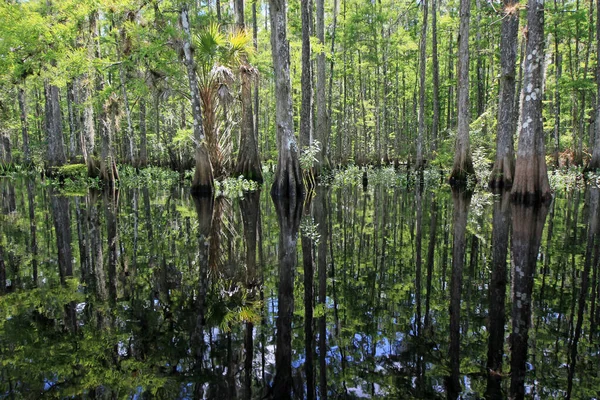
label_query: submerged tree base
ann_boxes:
[584,157,600,173]
[271,156,304,199]
[448,166,476,188]
[191,147,214,196]
[489,157,515,190]
[511,155,552,206]
[234,159,263,184]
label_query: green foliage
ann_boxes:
[118,165,180,188]
[216,175,260,198]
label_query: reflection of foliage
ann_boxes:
[300,216,320,243]
[1,174,599,398]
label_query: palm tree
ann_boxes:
[194,23,253,179]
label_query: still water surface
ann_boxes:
[1,174,599,399]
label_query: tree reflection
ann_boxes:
[566,186,599,399]
[447,187,472,400]
[486,190,511,400]
[272,194,303,400]
[192,194,214,398]
[509,202,549,400]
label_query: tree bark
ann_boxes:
[431,0,440,153]
[299,0,313,151]
[489,0,519,189]
[44,82,67,171]
[139,96,148,167]
[449,0,475,184]
[234,0,263,183]
[316,0,329,171]
[18,86,31,165]
[511,0,551,204]
[586,0,600,170]
[181,4,214,195]
[416,0,429,170]
[269,0,304,198]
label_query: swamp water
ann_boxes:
[1,170,599,399]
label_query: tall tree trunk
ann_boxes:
[99,95,120,186]
[181,4,214,195]
[66,81,78,160]
[139,96,148,167]
[299,0,313,151]
[489,0,519,188]
[270,0,303,198]
[118,57,136,166]
[234,0,263,183]
[81,11,99,177]
[431,0,440,153]
[18,86,31,165]
[587,0,600,170]
[449,0,475,184]
[44,82,67,171]
[416,0,429,170]
[511,0,551,204]
[316,0,329,171]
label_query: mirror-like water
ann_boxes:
[1,174,599,399]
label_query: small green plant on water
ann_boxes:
[216,175,260,198]
[300,140,320,189]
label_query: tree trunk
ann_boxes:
[489,0,519,189]
[431,0,440,153]
[118,56,136,166]
[449,0,475,184]
[181,4,214,195]
[586,0,600,170]
[44,82,67,171]
[0,132,11,168]
[316,0,329,171]
[270,0,303,198]
[511,0,551,204]
[299,0,313,151]
[18,86,31,166]
[416,0,428,170]
[139,96,148,167]
[99,95,120,186]
[234,0,263,183]
[66,81,78,160]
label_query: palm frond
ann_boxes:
[195,23,225,63]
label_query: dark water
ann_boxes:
[1,174,599,399]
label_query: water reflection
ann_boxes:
[509,202,549,400]
[1,177,600,398]
[272,194,303,399]
[447,188,472,399]
[486,191,511,400]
